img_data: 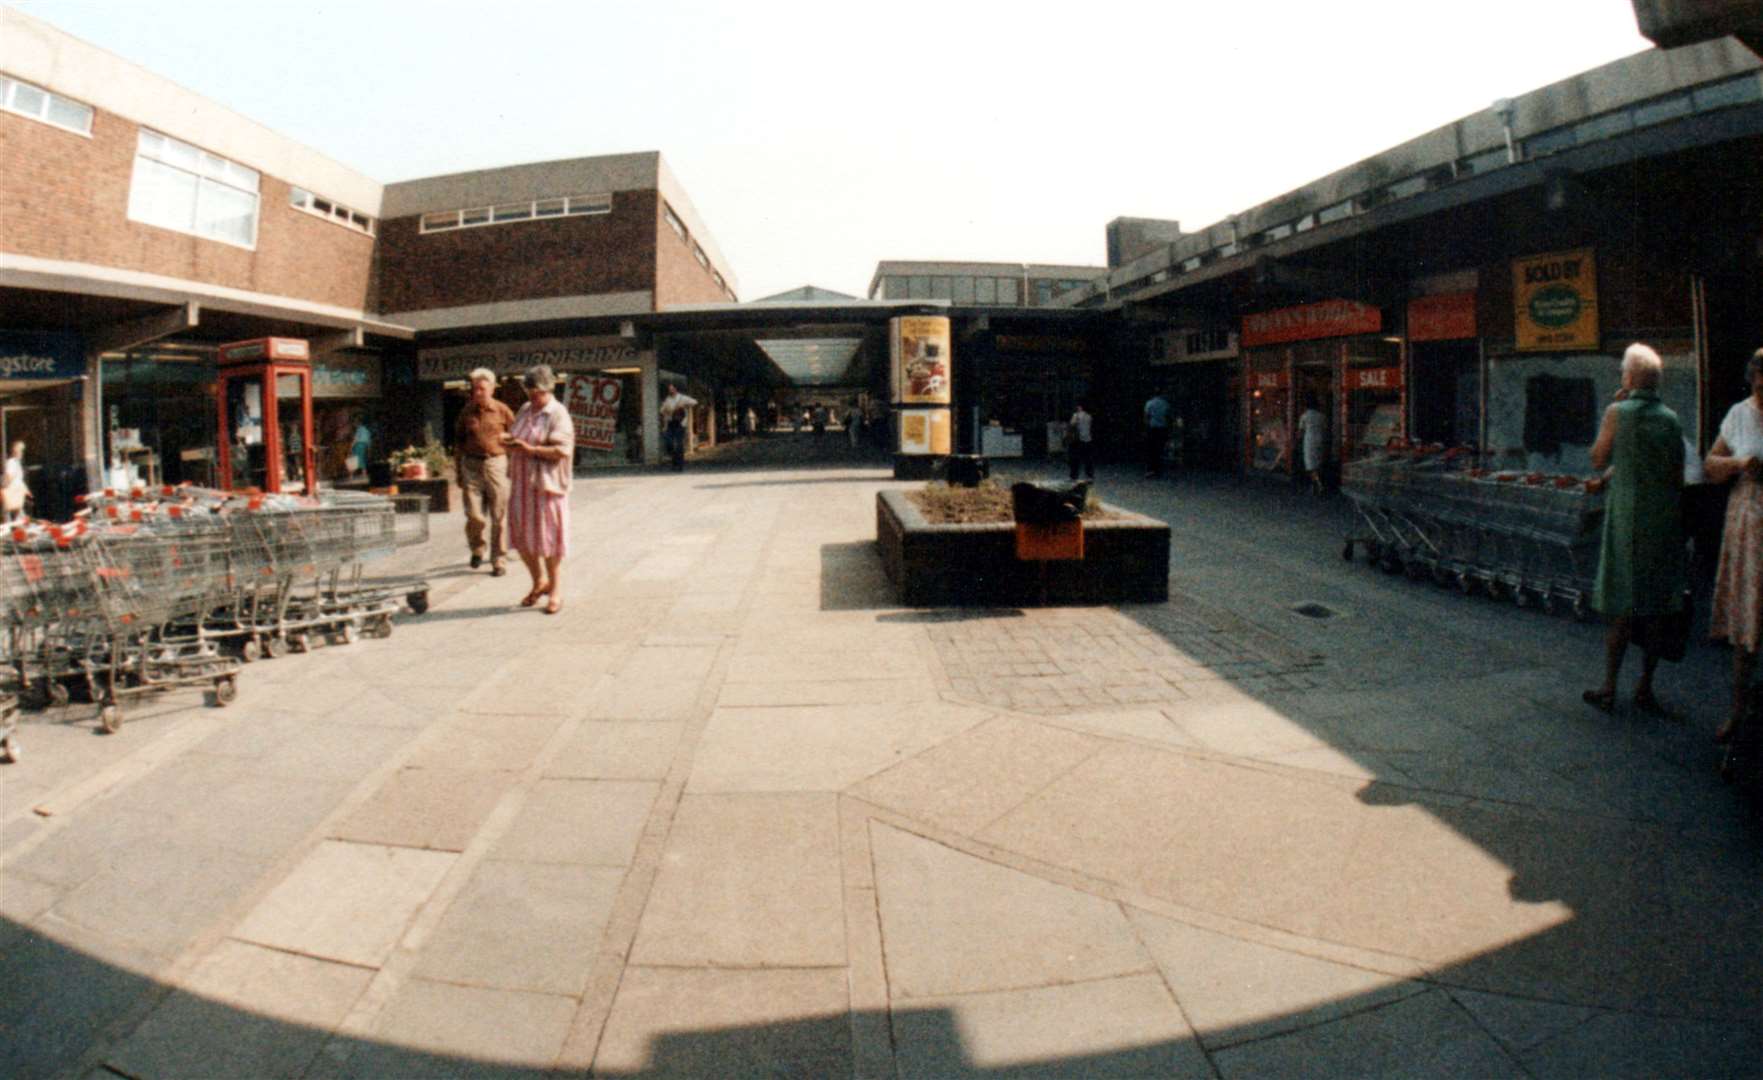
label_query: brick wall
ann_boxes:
[373,190,659,314]
[654,200,733,308]
[0,109,374,310]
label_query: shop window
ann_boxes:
[128,129,259,248]
[0,74,93,136]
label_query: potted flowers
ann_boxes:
[388,440,449,481]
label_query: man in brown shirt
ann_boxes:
[455,368,516,574]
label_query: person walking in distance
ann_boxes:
[1298,394,1327,495]
[660,383,697,472]
[2,440,29,524]
[1143,390,1172,478]
[454,368,515,576]
[1068,402,1096,481]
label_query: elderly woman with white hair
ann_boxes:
[1583,342,1685,715]
[1705,347,1763,743]
[503,364,575,615]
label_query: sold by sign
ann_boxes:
[564,374,622,451]
[1513,248,1598,352]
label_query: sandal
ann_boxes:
[520,585,547,608]
[544,596,562,615]
[1581,689,1615,714]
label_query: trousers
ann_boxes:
[459,454,510,567]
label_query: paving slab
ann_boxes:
[349,978,577,1075]
[1444,986,1600,1056]
[1126,907,1425,1049]
[460,644,622,716]
[544,720,684,780]
[1036,706,1201,748]
[871,823,1151,999]
[1163,693,1336,758]
[630,793,843,967]
[687,701,987,793]
[587,645,718,720]
[487,778,657,866]
[1516,1008,1763,1080]
[412,861,621,995]
[50,838,272,957]
[403,712,564,772]
[232,840,455,967]
[106,940,373,1079]
[848,715,1101,836]
[191,715,417,783]
[0,921,164,1080]
[1211,988,1522,1078]
[716,677,935,707]
[331,766,517,852]
[891,974,1209,1078]
[594,966,852,1078]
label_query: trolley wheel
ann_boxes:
[1572,596,1590,621]
[338,623,358,646]
[1,733,17,764]
[1342,540,1355,562]
[369,615,394,639]
[213,676,238,707]
[1513,587,1531,608]
[289,633,309,654]
[407,591,431,615]
[99,703,122,734]
[240,638,261,663]
[1455,572,1474,595]
[47,681,69,708]
[264,636,288,660]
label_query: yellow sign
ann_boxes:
[892,316,952,405]
[1513,248,1598,351]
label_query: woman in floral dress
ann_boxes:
[504,365,574,615]
[1707,349,1763,742]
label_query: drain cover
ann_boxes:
[1292,602,1337,620]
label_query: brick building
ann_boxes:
[0,7,737,506]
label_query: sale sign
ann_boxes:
[564,374,622,451]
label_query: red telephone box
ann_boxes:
[214,337,316,495]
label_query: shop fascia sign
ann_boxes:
[1405,292,1478,342]
[312,355,382,398]
[417,336,641,381]
[1152,326,1238,365]
[0,330,85,380]
[1241,299,1381,348]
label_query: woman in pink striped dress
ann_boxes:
[503,365,574,615]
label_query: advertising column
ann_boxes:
[891,315,952,479]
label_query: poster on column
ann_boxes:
[898,408,951,455]
[564,373,622,450]
[891,316,952,405]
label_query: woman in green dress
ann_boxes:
[1585,343,1685,714]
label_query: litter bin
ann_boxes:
[1009,480,1089,524]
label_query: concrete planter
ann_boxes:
[876,489,1170,606]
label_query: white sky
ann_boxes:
[13,0,1654,300]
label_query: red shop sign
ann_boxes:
[1344,366,1404,392]
[1250,370,1290,391]
[1407,292,1477,342]
[1241,299,1382,347]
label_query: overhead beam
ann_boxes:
[309,327,364,358]
[88,302,199,354]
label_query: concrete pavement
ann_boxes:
[1,438,1760,1078]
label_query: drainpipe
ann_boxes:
[1492,98,1518,164]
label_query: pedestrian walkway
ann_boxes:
[1,444,1758,1078]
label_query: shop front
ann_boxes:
[0,331,87,519]
[1406,287,1481,449]
[310,353,385,485]
[1240,299,1395,478]
[418,336,657,467]
[1150,326,1240,471]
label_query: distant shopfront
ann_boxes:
[0,331,86,518]
[417,336,655,466]
[1239,300,1401,477]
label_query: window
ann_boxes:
[692,242,709,269]
[908,275,931,299]
[1262,223,1294,242]
[461,206,491,226]
[1524,126,1576,158]
[1181,256,1203,272]
[420,193,609,232]
[492,203,532,222]
[566,193,611,215]
[1571,111,1632,145]
[974,276,996,304]
[1317,200,1354,225]
[951,276,975,305]
[997,277,1020,305]
[663,203,687,240]
[0,74,93,135]
[1633,93,1692,128]
[1694,75,1762,111]
[290,186,374,234]
[1460,147,1508,176]
[421,210,461,231]
[534,198,566,217]
[1034,281,1054,305]
[128,129,259,247]
[1385,174,1429,200]
[1294,214,1316,233]
[931,277,953,301]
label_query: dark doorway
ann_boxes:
[1411,340,1480,447]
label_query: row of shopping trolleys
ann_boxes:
[0,484,431,763]
[1341,448,1606,618]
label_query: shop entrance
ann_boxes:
[0,383,81,519]
[1410,340,1480,448]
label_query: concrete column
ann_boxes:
[640,351,660,465]
[83,351,104,493]
[705,390,717,448]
